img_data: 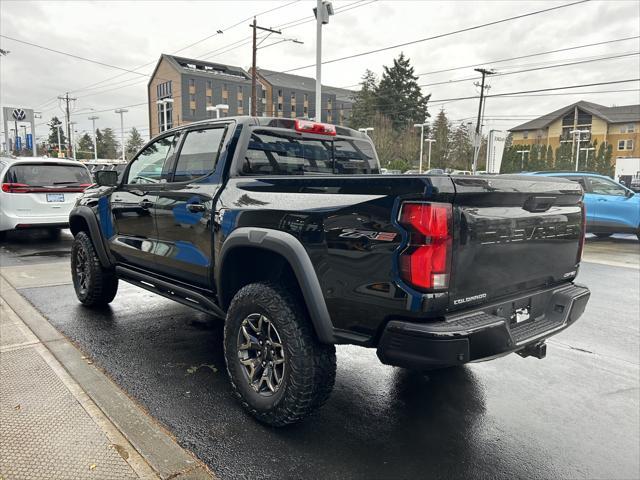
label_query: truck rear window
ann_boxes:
[4,163,92,186]
[243,130,379,175]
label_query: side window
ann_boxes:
[126,135,174,184]
[333,138,379,174]
[243,131,333,175]
[588,177,627,196]
[559,176,587,190]
[173,128,226,182]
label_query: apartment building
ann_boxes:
[509,101,640,159]
[254,69,354,124]
[147,54,259,136]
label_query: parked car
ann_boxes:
[451,169,472,175]
[532,171,639,239]
[69,117,590,426]
[404,169,421,174]
[0,157,92,239]
[425,168,445,175]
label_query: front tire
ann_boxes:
[224,282,336,427]
[71,231,118,307]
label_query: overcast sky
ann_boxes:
[1,0,639,144]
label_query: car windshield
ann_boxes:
[4,163,92,186]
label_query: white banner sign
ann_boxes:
[486,130,507,174]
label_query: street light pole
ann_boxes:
[517,149,529,170]
[56,125,62,156]
[89,116,99,160]
[115,108,128,162]
[425,138,436,171]
[69,122,77,160]
[314,1,334,121]
[570,129,590,172]
[580,147,596,171]
[413,123,428,173]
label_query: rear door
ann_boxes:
[153,124,228,287]
[109,134,177,270]
[448,175,584,309]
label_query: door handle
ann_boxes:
[139,199,154,209]
[187,203,206,213]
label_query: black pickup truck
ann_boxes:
[69,117,590,426]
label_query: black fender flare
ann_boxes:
[217,227,335,344]
[69,206,114,269]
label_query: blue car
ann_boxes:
[531,172,640,239]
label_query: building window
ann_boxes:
[278,103,283,112]
[206,95,212,106]
[291,104,296,113]
[278,89,282,97]
[190,94,196,103]
[291,92,296,102]
[618,139,634,150]
[238,99,243,109]
[522,130,528,139]
[191,108,196,116]
[189,79,195,87]
[304,93,308,103]
[156,81,172,100]
[621,123,635,133]
[207,80,212,90]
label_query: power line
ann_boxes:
[419,51,640,87]
[269,0,590,75]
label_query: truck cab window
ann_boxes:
[126,135,175,184]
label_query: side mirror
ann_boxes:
[626,189,635,198]
[95,170,119,187]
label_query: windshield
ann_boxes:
[243,129,379,175]
[4,163,92,186]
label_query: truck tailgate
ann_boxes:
[448,175,584,309]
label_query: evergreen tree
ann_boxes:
[375,53,430,130]
[47,116,66,152]
[545,145,554,170]
[125,127,145,160]
[429,109,451,169]
[77,133,94,160]
[448,123,473,170]
[97,128,118,159]
[555,143,574,170]
[500,146,518,173]
[348,70,378,130]
[594,142,613,176]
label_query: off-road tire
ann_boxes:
[71,231,118,307]
[594,233,612,238]
[224,282,336,427]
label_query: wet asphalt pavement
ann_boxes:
[1,229,639,479]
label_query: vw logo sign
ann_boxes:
[12,109,26,121]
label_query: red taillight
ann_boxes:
[1,183,91,193]
[398,202,452,290]
[577,203,586,263]
[294,119,336,136]
[1,183,30,193]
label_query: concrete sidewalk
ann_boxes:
[0,272,214,480]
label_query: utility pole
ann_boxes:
[115,108,128,161]
[250,20,281,116]
[58,92,77,158]
[89,116,99,160]
[472,68,494,174]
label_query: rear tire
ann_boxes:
[594,233,612,238]
[71,231,118,307]
[224,282,336,427]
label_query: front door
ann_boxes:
[109,134,176,270]
[585,175,640,232]
[153,125,228,287]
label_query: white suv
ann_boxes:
[0,157,92,239]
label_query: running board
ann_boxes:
[115,266,225,319]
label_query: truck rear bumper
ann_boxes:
[376,283,590,370]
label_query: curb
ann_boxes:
[0,274,215,480]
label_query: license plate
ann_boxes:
[47,193,65,202]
